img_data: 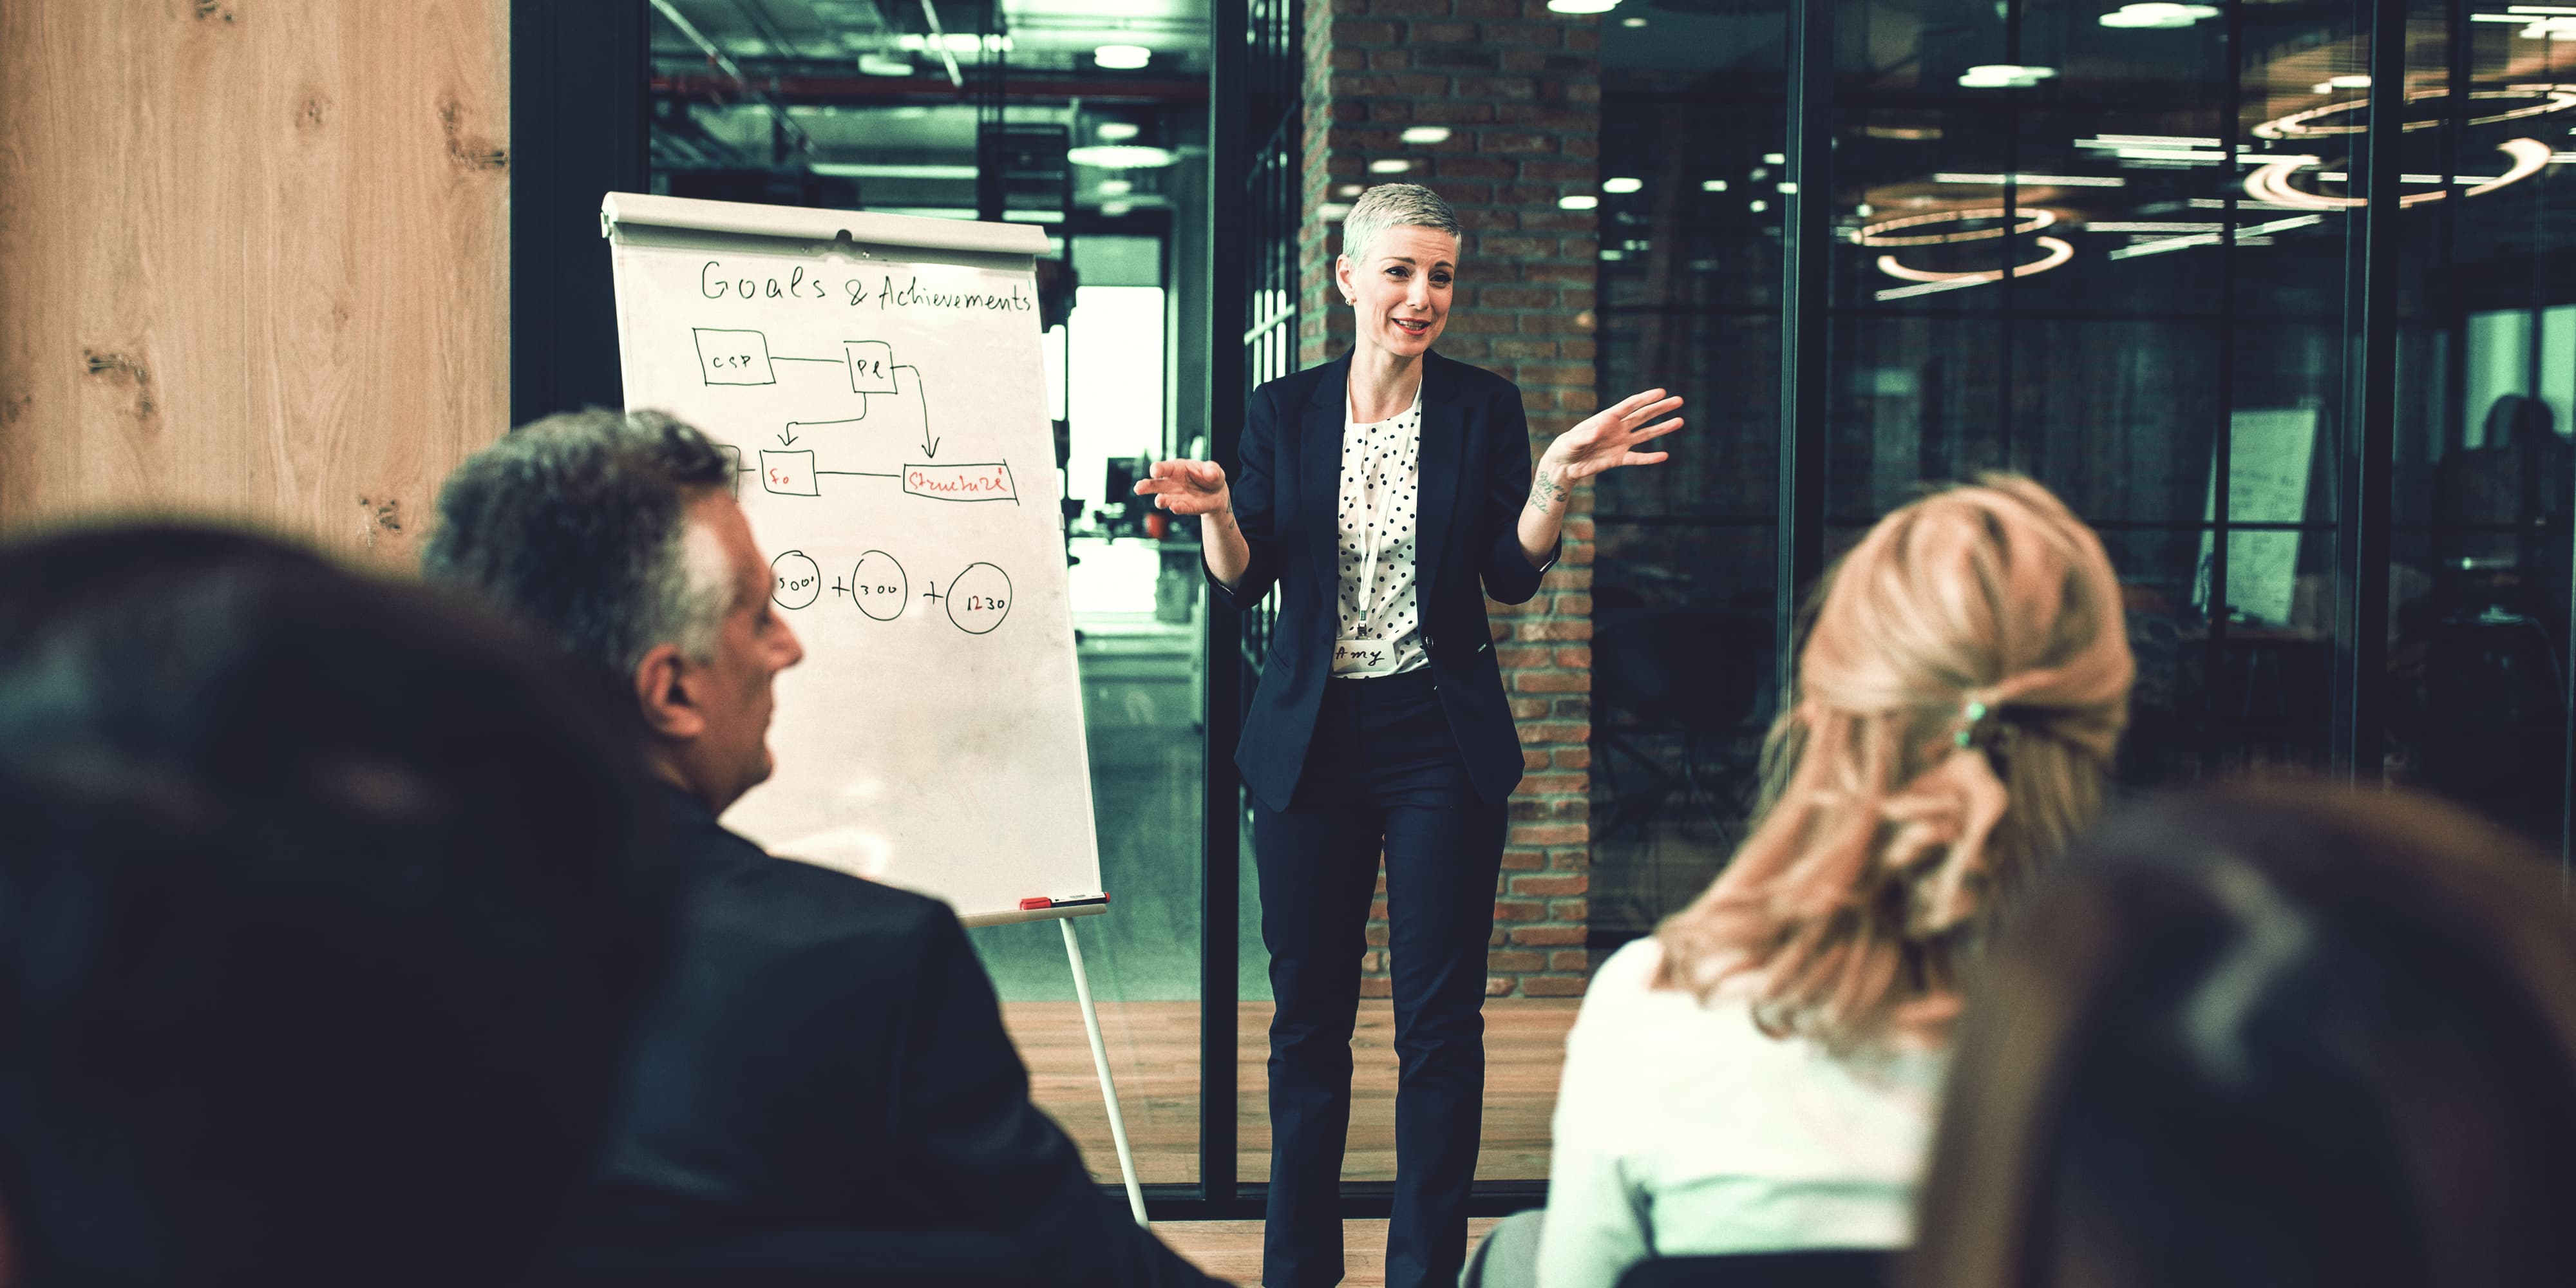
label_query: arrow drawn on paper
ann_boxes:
[896,365,937,459]
[782,416,866,447]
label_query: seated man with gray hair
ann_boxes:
[426,410,1217,1287]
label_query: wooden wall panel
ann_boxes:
[0,0,509,567]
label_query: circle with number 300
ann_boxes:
[849,550,907,622]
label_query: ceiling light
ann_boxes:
[1750,199,1769,211]
[1369,158,1414,174]
[1959,64,2058,88]
[2243,137,2552,209]
[1622,15,1647,24]
[1934,171,2126,187]
[1096,179,1133,195]
[1093,44,1152,69]
[1066,144,1177,169]
[1399,126,1453,144]
[1701,179,1728,191]
[1853,207,2056,246]
[1872,235,2072,300]
[2076,133,2221,149]
[1559,194,1600,210]
[1603,176,1643,193]
[2257,84,2576,139]
[1320,202,1354,221]
[1101,200,1134,217]
[2116,147,2228,162]
[1856,203,1874,215]
[1095,121,1141,141]
[2099,1,2217,26]
[1763,152,1786,164]
[1546,0,1621,12]
[858,54,913,76]
[898,33,1006,52]
[1336,183,1363,196]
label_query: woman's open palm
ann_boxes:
[1549,389,1684,481]
[1133,459,1232,515]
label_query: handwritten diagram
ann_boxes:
[692,328,1019,506]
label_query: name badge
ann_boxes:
[1332,638,1397,677]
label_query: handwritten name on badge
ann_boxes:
[1332,639,1392,676]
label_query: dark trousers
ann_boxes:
[1254,668,1508,1288]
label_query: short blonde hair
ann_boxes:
[1655,475,2134,1056]
[1340,183,1462,265]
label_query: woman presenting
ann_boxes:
[1137,183,1682,1288]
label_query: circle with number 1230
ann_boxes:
[946,562,1012,635]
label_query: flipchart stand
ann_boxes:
[599,193,1144,1227]
[956,902,1148,1226]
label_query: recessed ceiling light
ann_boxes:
[858,54,913,76]
[1320,202,1354,221]
[1095,121,1141,141]
[1066,144,1177,169]
[1546,0,1620,12]
[2099,1,2217,27]
[1101,200,1135,216]
[1369,158,1414,174]
[1399,126,1453,144]
[1093,44,1152,70]
[1958,64,2058,88]
[1763,152,1785,164]
[1559,194,1600,210]
[1097,179,1133,195]
[1701,178,1728,191]
[1336,183,1363,196]
[1750,199,1769,212]
[1602,176,1643,193]
[1622,15,1647,24]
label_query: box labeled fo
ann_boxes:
[758,449,819,496]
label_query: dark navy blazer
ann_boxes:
[1210,350,1556,811]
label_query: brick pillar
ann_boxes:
[1295,0,1600,1000]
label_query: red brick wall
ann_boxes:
[1295,0,1601,999]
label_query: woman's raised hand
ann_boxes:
[1133,459,1233,516]
[1544,389,1685,482]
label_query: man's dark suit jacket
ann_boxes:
[560,785,1215,1288]
[1209,349,1557,812]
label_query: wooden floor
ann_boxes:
[1155,1217,1507,1287]
[999,1000,1582,1185]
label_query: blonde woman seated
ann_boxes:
[1467,476,2134,1288]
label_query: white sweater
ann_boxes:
[1535,938,1948,1288]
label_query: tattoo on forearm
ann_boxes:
[1527,470,1567,515]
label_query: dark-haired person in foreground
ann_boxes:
[0,524,677,1288]
[426,410,1218,1287]
[1909,783,2576,1288]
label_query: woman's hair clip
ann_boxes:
[1954,698,1999,750]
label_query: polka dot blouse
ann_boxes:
[1333,383,1428,677]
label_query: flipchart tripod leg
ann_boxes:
[1061,916,1148,1226]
